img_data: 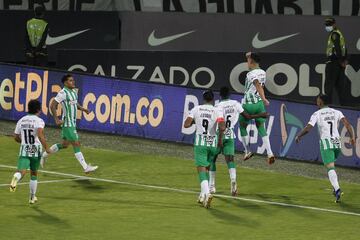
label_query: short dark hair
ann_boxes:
[34,5,45,17]
[318,94,331,105]
[220,86,230,99]
[203,90,214,102]
[61,74,72,84]
[246,52,261,63]
[325,17,336,26]
[28,100,41,114]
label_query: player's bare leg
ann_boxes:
[225,155,238,196]
[240,122,253,161]
[41,140,69,168]
[10,170,26,192]
[256,121,275,165]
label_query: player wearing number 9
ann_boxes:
[295,94,355,203]
[9,99,52,204]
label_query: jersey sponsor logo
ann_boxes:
[279,103,304,157]
[46,29,91,45]
[24,145,38,154]
[147,30,196,46]
[203,135,215,145]
[252,32,300,49]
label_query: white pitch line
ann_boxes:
[0,178,86,187]
[1,164,359,217]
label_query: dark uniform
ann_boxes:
[25,6,49,67]
[324,17,347,105]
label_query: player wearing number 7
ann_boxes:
[41,74,98,173]
[209,86,269,196]
[296,94,355,203]
[9,100,52,204]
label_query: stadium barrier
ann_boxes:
[57,50,360,107]
[0,63,359,167]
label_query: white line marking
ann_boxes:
[1,164,359,217]
[0,178,85,187]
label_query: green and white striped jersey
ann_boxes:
[188,104,224,147]
[243,68,266,104]
[55,87,78,128]
[308,107,345,150]
[14,115,44,157]
[215,99,244,139]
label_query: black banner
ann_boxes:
[120,12,360,54]
[57,50,360,107]
[0,10,119,62]
[1,0,360,16]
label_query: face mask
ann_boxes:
[325,26,333,32]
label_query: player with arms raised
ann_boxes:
[296,94,355,203]
[239,52,275,164]
[184,90,225,208]
[9,100,51,204]
[209,86,268,196]
[41,74,98,173]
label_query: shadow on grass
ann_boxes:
[71,179,106,191]
[208,207,260,227]
[20,206,70,227]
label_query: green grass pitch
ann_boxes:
[1,135,360,240]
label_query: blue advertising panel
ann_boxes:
[0,64,359,167]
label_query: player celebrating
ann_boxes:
[41,74,98,173]
[9,100,51,204]
[239,52,275,164]
[184,90,225,208]
[209,86,268,196]
[296,94,355,203]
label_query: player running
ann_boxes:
[209,86,268,196]
[295,94,355,203]
[239,52,275,164]
[9,100,51,204]
[184,90,225,208]
[41,74,98,173]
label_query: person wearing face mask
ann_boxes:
[324,17,348,105]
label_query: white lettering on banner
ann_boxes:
[345,66,360,97]
[181,95,198,135]
[68,64,87,72]
[169,66,189,85]
[127,65,144,79]
[266,63,297,95]
[191,67,215,88]
[149,66,166,83]
[299,64,320,96]
[229,63,247,93]
[94,65,106,76]
[315,64,326,94]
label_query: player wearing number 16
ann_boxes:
[295,94,355,203]
[9,100,52,204]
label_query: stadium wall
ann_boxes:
[0,63,359,167]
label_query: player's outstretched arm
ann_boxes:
[241,111,269,120]
[37,128,51,154]
[341,117,356,145]
[13,134,21,143]
[77,103,90,114]
[184,117,194,128]
[295,124,313,143]
[254,79,269,106]
[50,100,63,126]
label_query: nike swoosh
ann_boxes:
[252,32,300,49]
[357,38,360,51]
[46,29,91,45]
[148,30,195,46]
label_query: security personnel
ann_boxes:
[25,5,49,67]
[324,17,347,105]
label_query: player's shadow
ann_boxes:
[71,179,106,191]
[215,196,271,216]
[208,207,260,227]
[20,206,70,227]
[337,201,360,213]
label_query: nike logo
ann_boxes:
[148,30,195,46]
[357,38,360,51]
[46,29,91,45]
[252,32,300,49]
